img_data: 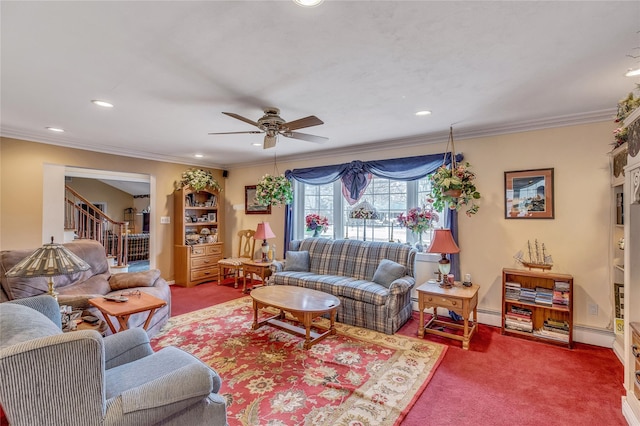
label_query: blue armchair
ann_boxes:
[0,295,227,425]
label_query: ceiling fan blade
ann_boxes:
[282,115,324,131]
[208,131,263,135]
[222,112,260,128]
[285,132,329,144]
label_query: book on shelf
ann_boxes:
[534,328,569,342]
[535,287,553,306]
[505,281,521,301]
[519,288,537,304]
[505,320,533,333]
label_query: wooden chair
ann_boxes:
[217,229,256,288]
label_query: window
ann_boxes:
[295,176,442,245]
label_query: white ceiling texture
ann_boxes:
[2,1,640,169]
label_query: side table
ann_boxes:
[416,280,479,350]
[88,292,167,334]
[241,259,273,293]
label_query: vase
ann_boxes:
[414,233,424,252]
[313,229,320,237]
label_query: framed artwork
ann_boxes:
[504,168,554,219]
[245,185,271,215]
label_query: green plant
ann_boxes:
[430,162,481,216]
[613,85,640,148]
[255,174,293,206]
[177,168,222,192]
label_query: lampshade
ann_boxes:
[349,200,380,219]
[255,222,276,262]
[254,222,276,240]
[427,229,460,254]
[6,237,90,299]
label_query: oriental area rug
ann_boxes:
[150,297,447,426]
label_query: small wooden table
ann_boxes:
[241,259,273,293]
[417,280,479,350]
[251,286,340,349]
[88,292,167,334]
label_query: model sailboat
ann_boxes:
[514,239,553,271]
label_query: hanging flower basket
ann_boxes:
[255,174,293,206]
[429,127,481,216]
[177,168,222,192]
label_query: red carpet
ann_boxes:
[170,280,627,426]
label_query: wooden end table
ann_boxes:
[88,292,167,334]
[241,259,273,293]
[251,286,340,349]
[416,280,479,350]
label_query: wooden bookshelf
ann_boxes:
[502,268,573,348]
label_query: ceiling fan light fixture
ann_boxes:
[625,67,640,77]
[293,0,324,7]
[415,110,432,116]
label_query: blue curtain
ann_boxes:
[285,152,463,203]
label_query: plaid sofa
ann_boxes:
[270,238,417,334]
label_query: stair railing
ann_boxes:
[65,185,129,266]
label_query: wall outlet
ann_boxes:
[588,303,598,316]
[160,216,170,224]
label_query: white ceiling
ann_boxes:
[2,1,639,169]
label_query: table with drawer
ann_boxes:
[416,280,479,350]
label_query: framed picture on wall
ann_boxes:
[504,168,554,219]
[245,185,271,215]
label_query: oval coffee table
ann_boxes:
[250,285,340,349]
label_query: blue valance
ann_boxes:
[285,152,463,203]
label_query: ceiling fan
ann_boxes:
[208,107,328,149]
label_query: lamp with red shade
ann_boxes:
[254,222,276,262]
[427,229,460,287]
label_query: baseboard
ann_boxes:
[623,397,640,426]
[411,300,616,348]
[167,280,175,285]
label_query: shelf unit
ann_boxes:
[501,268,573,349]
[173,185,223,287]
[610,142,627,360]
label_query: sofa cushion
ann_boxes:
[109,269,161,290]
[372,259,406,288]
[0,303,62,350]
[284,251,310,272]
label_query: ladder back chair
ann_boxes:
[217,229,256,288]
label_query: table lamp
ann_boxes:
[254,222,276,262]
[427,229,460,287]
[5,236,91,300]
[348,200,380,241]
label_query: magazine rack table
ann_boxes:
[416,280,479,350]
[250,286,340,349]
[88,292,167,334]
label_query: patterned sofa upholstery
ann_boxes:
[271,238,417,334]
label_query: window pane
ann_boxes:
[303,182,334,238]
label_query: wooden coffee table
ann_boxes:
[251,286,340,349]
[88,292,167,334]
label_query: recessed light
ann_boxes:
[252,143,262,147]
[293,0,324,7]
[625,67,640,77]
[415,110,432,116]
[46,127,65,132]
[194,154,204,158]
[91,100,114,108]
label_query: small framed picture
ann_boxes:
[208,212,216,222]
[504,168,554,219]
[245,185,271,215]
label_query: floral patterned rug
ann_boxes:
[151,297,447,426]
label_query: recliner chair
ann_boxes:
[0,295,227,426]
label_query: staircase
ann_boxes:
[64,185,129,267]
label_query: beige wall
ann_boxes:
[226,121,614,332]
[0,121,615,334]
[0,137,224,281]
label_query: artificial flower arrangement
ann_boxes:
[255,174,294,206]
[430,162,481,216]
[396,201,439,235]
[305,213,329,236]
[177,168,222,192]
[613,85,640,149]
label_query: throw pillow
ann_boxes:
[284,251,310,272]
[372,259,406,288]
[109,269,161,290]
[0,303,62,350]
